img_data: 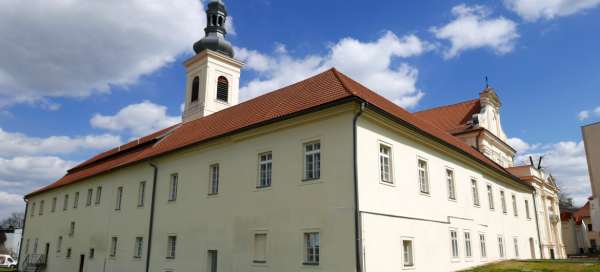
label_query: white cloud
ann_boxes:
[431,4,519,59]
[236,31,431,108]
[595,106,600,115]
[0,128,121,157]
[579,110,591,120]
[0,192,24,220]
[91,101,179,137]
[504,0,600,21]
[0,0,206,108]
[507,137,539,153]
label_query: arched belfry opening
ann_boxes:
[191,77,200,102]
[217,76,229,102]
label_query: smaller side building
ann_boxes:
[0,227,22,258]
[561,201,600,255]
[583,122,600,230]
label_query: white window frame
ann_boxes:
[95,186,102,205]
[138,181,146,207]
[479,233,487,258]
[471,179,480,207]
[39,200,44,216]
[51,197,57,212]
[487,184,494,210]
[73,192,79,209]
[30,202,35,217]
[417,158,430,194]
[115,186,123,210]
[169,174,178,201]
[134,237,143,259]
[500,190,507,214]
[525,199,531,219]
[401,237,415,268]
[450,229,460,260]
[446,168,456,201]
[379,143,393,184]
[303,141,321,181]
[258,152,273,188]
[512,194,518,217]
[69,221,75,237]
[209,164,219,195]
[86,188,93,207]
[167,235,177,259]
[513,237,519,258]
[303,232,320,265]
[498,235,505,258]
[57,236,63,253]
[464,231,472,258]
[63,194,69,211]
[110,236,118,257]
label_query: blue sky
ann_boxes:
[0,0,599,218]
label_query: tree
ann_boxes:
[0,212,24,229]
[558,191,575,211]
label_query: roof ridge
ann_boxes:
[330,67,357,96]
[415,98,480,114]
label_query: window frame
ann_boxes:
[86,188,93,207]
[487,184,494,210]
[39,200,44,216]
[378,143,394,184]
[63,194,69,211]
[512,194,518,217]
[73,192,79,209]
[479,233,487,259]
[446,168,456,201]
[115,186,123,211]
[134,236,143,259]
[95,186,102,205]
[303,141,321,181]
[166,235,177,259]
[513,237,519,258]
[464,230,473,259]
[257,152,273,188]
[498,235,505,258]
[216,76,229,102]
[209,164,220,195]
[450,229,460,260]
[303,232,320,266]
[168,173,178,202]
[138,181,146,207]
[252,232,268,264]
[471,178,480,207]
[401,237,415,268]
[110,236,118,258]
[51,197,57,212]
[525,199,531,219]
[417,158,430,195]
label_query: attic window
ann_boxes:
[216,76,229,102]
[191,76,200,102]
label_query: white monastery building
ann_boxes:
[583,122,600,232]
[19,1,565,271]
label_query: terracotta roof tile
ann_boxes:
[26,68,527,197]
[414,99,480,134]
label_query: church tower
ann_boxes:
[182,0,244,122]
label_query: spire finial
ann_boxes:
[485,76,489,88]
[193,0,234,57]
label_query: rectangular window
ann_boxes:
[500,190,507,213]
[487,185,494,210]
[89,248,95,259]
[66,248,72,259]
[418,159,429,194]
[115,186,123,210]
[464,232,472,258]
[208,250,218,272]
[138,181,146,207]
[258,152,272,188]
[447,169,456,200]
[25,239,30,254]
[480,234,487,258]
[167,235,177,259]
[86,189,93,207]
[498,236,505,258]
[110,237,118,257]
[450,230,459,258]
[253,233,267,263]
[512,194,518,217]
[304,232,320,265]
[303,141,321,180]
[134,237,143,258]
[69,221,75,236]
[471,179,480,206]
[95,186,102,205]
[209,164,219,195]
[30,202,36,217]
[63,194,69,211]
[525,200,531,219]
[513,237,519,257]
[169,174,178,201]
[73,192,79,209]
[39,200,44,216]
[379,144,392,183]
[51,197,57,212]
[33,238,38,254]
[402,239,414,267]
[57,236,63,253]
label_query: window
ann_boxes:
[169,174,178,201]
[25,239,29,254]
[304,142,321,180]
[209,164,219,195]
[464,232,472,258]
[95,186,102,205]
[471,179,480,206]
[167,235,177,259]
[138,181,146,207]
[115,186,123,210]
[39,200,44,216]
[498,236,505,258]
[191,76,200,102]
[418,159,429,194]
[134,237,143,258]
[216,76,229,102]
[74,192,79,209]
[86,189,93,206]
[253,233,267,263]
[63,194,69,211]
[33,238,38,254]
[500,190,507,213]
[379,144,392,183]
[525,200,531,219]
[402,239,414,267]
[450,230,459,258]
[513,237,519,257]
[110,237,118,257]
[208,250,218,272]
[57,236,63,253]
[89,248,95,259]
[480,234,487,258]
[66,248,72,259]
[512,194,518,217]
[30,202,36,217]
[51,197,57,212]
[258,152,272,188]
[69,221,75,236]
[447,169,456,200]
[304,232,320,265]
[487,185,494,210]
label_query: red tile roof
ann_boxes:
[414,99,480,134]
[26,68,527,198]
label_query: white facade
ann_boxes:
[583,122,600,230]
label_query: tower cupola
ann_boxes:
[193,0,234,58]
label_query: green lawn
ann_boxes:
[463,260,600,272]
[0,268,16,272]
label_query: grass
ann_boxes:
[0,268,16,272]
[463,260,600,272]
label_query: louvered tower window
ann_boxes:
[191,76,200,102]
[216,76,229,102]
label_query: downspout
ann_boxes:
[532,190,543,258]
[353,101,366,272]
[17,199,29,270]
[146,162,159,272]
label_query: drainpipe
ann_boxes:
[146,163,159,272]
[17,200,29,270]
[532,190,543,258]
[353,101,366,272]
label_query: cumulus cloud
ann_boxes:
[91,101,179,137]
[507,137,540,153]
[0,128,121,157]
[0,0,205,108]
[579,110,591,121]
[236,31,431,108]
[431,4,519,59]
[504,0,600,21]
